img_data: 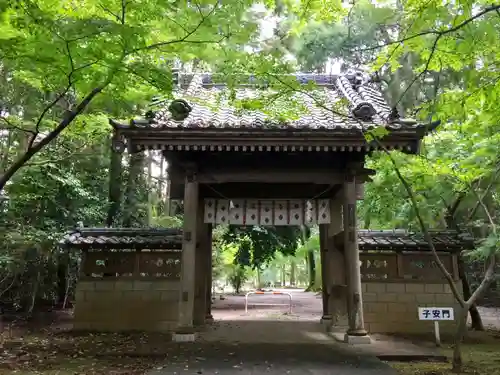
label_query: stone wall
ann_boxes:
[362,281,462,334]
[74,280,179,332]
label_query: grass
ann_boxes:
[390,331,500,375]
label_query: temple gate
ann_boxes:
[60,71,472,342]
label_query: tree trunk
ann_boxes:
[106,146,123,227]
[27,268,41,317]
[444,194,485,331]
[146,151,154,225]
[158,155,165,214]
[123,151,145,227]
[235,275,241,294]
[56,253,69,306]
[307,249,316,290]
[0,130,14,173]
[290,260,296,286]
[452,307,469,373]
[363,210,371,229]
[281,266,285,286]
[165,178,172,215]
[458,257,484,330]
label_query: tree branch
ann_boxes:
[467,164,500,221]
[0,116,35,135]
[99,5,121,23]
[26,83,72,150]
[128,2,222,54]
[0,77,114,192]
[394,36,439,107]
[375,139,466,307]
[121,0,128,24]
[352,4,500,52]
[466,186,497,306]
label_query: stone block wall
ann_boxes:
[74,279,180,332]
[362,281,462,334]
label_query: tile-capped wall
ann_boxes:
[73,280,180,332]
[361,281,462,334]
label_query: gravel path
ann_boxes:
[148,289,397,374]
[147,343,394,375]
[474,307,500,329]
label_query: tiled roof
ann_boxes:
[59,228,183,250]
[60,227,472,252]
[139,71,424,131]
[357,230,473,251]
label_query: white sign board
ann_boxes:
[418,307,454,321]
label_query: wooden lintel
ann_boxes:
[170,182,342,200]
[197,170,342,184]
[170,168,374,185]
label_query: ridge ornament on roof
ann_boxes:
[168,99,192,121]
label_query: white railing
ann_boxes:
[244,290,293,314]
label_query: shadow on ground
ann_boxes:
[147,343,395,375]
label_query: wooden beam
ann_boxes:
[198,170,342,184]
[170,168,374,185]
[171,183,343,199]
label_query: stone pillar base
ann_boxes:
[172,328,197,342]
[320,314,332,323]
[344,333,371,344]
[320,315,332,331]
[347,328,368,336]
[172,333,196,342]
[205,314,214,324]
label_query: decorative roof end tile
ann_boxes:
[168,99,192,121]
[336,75,376,121]
[352,102,377,121]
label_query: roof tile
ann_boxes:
[59,228,183,250]
[60,228,473,252]
[149,72,400,130]
[357,230,473,251]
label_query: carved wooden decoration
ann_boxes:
[359,252,455,282]
[204,199,332,225]
[139,252,181,278]
[402,253,453,280]
[81,251,181,280]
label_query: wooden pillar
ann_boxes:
[322,196,348,330]
[319,224,330,321]
[177,171,199,331]
[205,224,214,323]
[343,176,367,337]
[193,201,208,326]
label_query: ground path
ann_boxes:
[147,342,392,374]
[149,289,396,374]
[2,289,500,374]
[147,288,500,374]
